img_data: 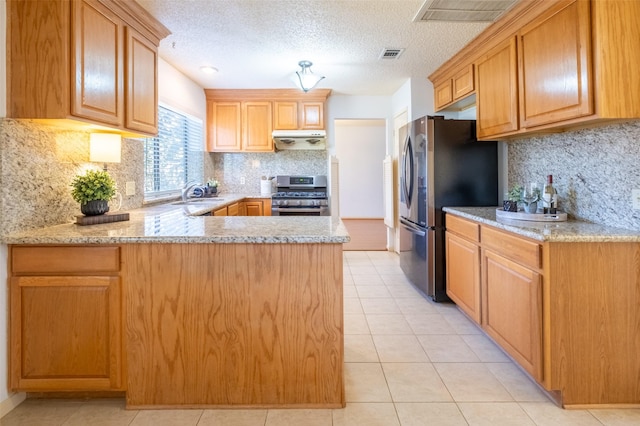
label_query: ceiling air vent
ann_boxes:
[413,0,518,22]
[379,48,405,60]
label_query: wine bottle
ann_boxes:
[542,175,558,214]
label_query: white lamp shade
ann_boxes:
[90,133,121,164]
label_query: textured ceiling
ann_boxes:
[136,0,497,96]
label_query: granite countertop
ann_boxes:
[443,206,640,242]
[3,194,350,245]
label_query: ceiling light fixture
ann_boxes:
[200,66,218,74]
[295,60,325,93]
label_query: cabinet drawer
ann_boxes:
[12,246,120,274]
[446,215,480,242]
[482,227,541,269]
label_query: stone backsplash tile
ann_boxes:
[508,121,640,231]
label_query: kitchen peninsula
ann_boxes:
[5,202,349,409]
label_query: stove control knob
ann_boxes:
[295,200,302,206]
[281,200,288,206]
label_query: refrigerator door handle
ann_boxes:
[400,217,427,237]
[401,135,414,209]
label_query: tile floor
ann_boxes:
[3,250,640,425]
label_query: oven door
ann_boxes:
[272,206,330,216]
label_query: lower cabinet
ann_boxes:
[9,246,123,391]
[482,249,543,381]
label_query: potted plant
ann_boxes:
[71,169,116,216]
[205,178,219,196]
[503,184,523,212]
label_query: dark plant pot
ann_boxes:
[503,200,518,212]
[205,186,218,196]
[81,199,110,216]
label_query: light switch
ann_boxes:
[125,181,136,196]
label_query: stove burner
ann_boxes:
[273,191,327,199]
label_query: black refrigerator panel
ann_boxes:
[399,219,434,297]
[430,118,498,229]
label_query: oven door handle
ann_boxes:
[272,207,327,213]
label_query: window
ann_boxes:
[144,105,203,199]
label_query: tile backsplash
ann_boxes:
[210,150,329,194]
[508,120,640,231]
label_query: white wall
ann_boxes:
[158,58,206,121]
[335,120,386,218]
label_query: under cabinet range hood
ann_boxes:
[272,130,326,150]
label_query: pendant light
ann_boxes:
[295,60,325,92]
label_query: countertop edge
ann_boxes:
[443,207,640,243]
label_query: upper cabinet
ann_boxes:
[7,0,170,136]
[429,0,640,140]
[433,64,475,111]
[205,89,331,152]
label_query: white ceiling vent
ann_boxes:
[379,48,405,60]
[413,0,518,22]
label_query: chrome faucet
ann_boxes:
[181,180,200,203]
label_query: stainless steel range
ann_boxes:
[271,175,329,216]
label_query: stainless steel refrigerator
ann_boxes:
[399,116,497,302]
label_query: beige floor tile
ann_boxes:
[457,402,536,425]
[344,363,392,402]
[374,265,404,274]
[461,334,511,362]
[355,285,391,298]
[197,409,267,426]
[519,401,603,425]
[589,408,640,426]
[372,335,429,362]
[343,284,358,298]
[405,313,457,334]
[417,334,481,362]
[62,399,138,426]
[129,409,202,426]
[344,313,371,334]
[360,298,401,314]
[395,297,440,315]
[382,363,453,402]
[366,314,414,335]
[343,275,355,287]
[264,408,332,426]
[350,266,379,275]
[332,402,400,426]
[352,274,385,286]
[432,301,461,314]
[385,283,422,299]
[344,251,371,260]
[395,402,469,425]
[345,334,379,362]
[442,311,483,335]
[1,399,84,426]
[434,363,513,402]
[344,297,364,314]
[486,363,549,402]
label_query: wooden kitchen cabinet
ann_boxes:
[227,202,240,216]
[7,0,169,136]
[242,200,263,216]
[242,102,273,151]
[444,215,481,324]
[475,36,519,139]
[207,101,242,151]
[273,101,325,130]
[434,64,475,111]
[213,206,227,216]
[9,245,124,392]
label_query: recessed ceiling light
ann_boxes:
[200,66,218,75]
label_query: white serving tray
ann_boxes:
[496,208,567,222]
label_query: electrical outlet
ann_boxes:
[240,176,245,185]
[632,189,640,210]
[125,181,135,196]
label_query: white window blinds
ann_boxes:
[144,106,203,199]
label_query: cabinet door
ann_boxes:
[244,201,263,216]
[125,27,158,135]
[519,1,592,128]
[207,101,242,152]
[445,232,481,324]
[10,275,122,391]
[213,207,227,216]
[453,64,474,100]
[71,0,123,126]
[434,80,453,111]
[227,202,239,216]
[300,102,324,129]
[482,249,543,382]
[476,37,519,139]
[242,102,273,151]
[273,101,298,130]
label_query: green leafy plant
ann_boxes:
[71,169,116,204]
[206,178,219,187]
[507,184,524,202]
